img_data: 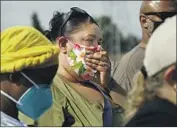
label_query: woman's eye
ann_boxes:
[85,39,94,44]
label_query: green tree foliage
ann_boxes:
[96,16,139,60]
[96,16,122,60]
[31,12,44,34]
[121,34,140,53]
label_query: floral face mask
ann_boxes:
[67,43,101,81]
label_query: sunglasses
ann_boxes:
[59,7,98,36]
[144,12,176,21]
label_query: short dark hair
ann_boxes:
[46,7,98,41]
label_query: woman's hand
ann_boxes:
[84,49,111,88]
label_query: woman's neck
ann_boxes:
[1,94,19,119]
[58,66,83,83]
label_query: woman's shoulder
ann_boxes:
[52,74,67,87]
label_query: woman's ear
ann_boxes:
[164,66,176,85]
[56,37,68,54]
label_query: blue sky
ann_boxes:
[1,1,142,38]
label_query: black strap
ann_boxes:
[62,106,75,127]
[88,81,113,126]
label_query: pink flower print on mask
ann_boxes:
[67,43,102,81]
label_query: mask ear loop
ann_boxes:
[1,90,23,106]
[20,72,39,89]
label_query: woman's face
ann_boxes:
[66,23,103,51]
[59,23,103,80]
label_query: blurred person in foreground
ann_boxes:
[0,26,59,126]
[109,0,177,105]
[33,7,124,127]
[125,15,176,126]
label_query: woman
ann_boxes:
[125,16,177,126]
[0,26,59,126]
[36,7,124,126]
[125,68,177,126]
[125,67,177,126]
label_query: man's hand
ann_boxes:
[84,49,111,88]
